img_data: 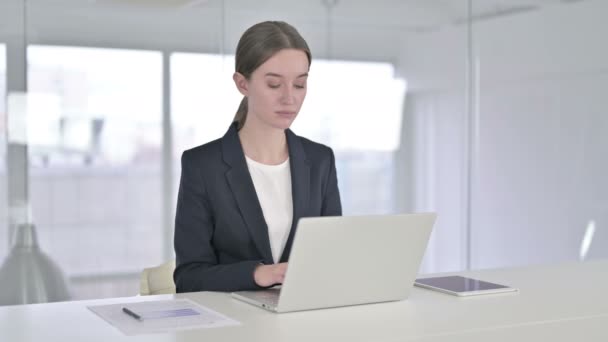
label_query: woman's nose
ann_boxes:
[281,86,295,104]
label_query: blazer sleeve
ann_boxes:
[173,151,262,292]
[321,148,342,216]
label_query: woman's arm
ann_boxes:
[173,151,262,292]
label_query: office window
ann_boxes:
[171,53,406,215]
[27,46,163,299]
[294,60,405,152]
[295,60,406,215]
[171,53,237,158]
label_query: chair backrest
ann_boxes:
[140,259,176,295]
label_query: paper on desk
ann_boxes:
[88,298,240,336]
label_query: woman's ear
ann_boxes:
[233,72,249,96]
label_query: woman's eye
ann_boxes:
[268,84,280,89]
[295,83,306,89]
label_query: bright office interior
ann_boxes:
[0,0,606,304]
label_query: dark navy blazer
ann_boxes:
[173,122,342,293]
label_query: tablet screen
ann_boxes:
[415,276,509,293]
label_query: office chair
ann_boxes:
[139,259,176,295]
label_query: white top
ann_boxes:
[245,155,293,264]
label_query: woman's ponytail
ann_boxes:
[233,96,248,130]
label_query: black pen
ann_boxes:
[122,307,143,321]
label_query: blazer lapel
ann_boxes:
[280,129,310,262]
[221,123,273,264]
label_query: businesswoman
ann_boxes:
[173,21,342,293]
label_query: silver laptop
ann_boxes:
[231,213,436,313]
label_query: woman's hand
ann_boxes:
[254,262,288,287]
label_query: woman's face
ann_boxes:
[236,48,309,131]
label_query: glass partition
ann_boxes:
[0,0,602,304]
[471,0,608,268]
[1,0,485,302]
[0,43,7,260]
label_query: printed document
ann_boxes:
[88,298,240,335]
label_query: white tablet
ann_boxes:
[414,275,518,297]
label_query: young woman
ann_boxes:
[174,21,341,293]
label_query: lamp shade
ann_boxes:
[0,223,71,305]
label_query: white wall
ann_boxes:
[474,72,608,268]
[398,0,608,270]
[474,0,608,268]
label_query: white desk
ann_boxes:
[414,315,608,341]
[1,260,607,342]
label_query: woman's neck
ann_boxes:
[238,119,288,165]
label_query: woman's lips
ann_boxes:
[276,111,297,117]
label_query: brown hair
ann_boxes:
[233,21,312,130]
